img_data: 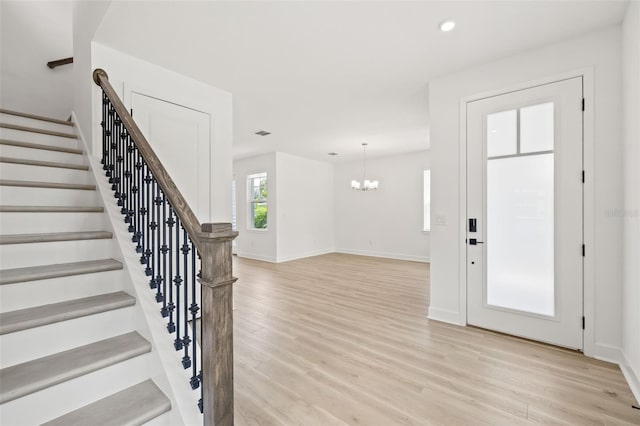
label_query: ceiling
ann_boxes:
[33,1,633,161]
[93,1,629,162]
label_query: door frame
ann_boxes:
[457,67,596,356]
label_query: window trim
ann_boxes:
[247,172,268,230]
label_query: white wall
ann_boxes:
[72,1,111,142]
[334,151,430,262]
[234,153,278,262]
[428,27,622,360]
[621,1,640,400]
[89,43,233,224]
[1,1,74,119]
[276,152,335,262]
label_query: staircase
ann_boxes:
[0,109,173,425]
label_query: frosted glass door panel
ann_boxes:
[486,110,517,157]
[521,102,554,153]
[487,153,555,316]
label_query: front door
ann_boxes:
[466,77,583,349]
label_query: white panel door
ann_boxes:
[466,77,583,349]
[131,93,211,221]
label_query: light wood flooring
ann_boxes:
[232,253,639,425]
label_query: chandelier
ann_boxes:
[351,143,379,191]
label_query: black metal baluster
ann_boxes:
[143,169,153,275]
[105,102,111,175]
[148,178,157,288]
[125,137,134,224]
[101,94,108,168]
[108,107,116,183]
[154,184,164,302]
[166,207,176,333]
[120,128,128,215]
[134,151,143,252]
[112,117,122,201]
[190,242,199,389]
[160,196,169,314]
[120,127,126,217]
[174,217,183,351]
[182,229,191,369]
[140,162,148,263]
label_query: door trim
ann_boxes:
[458,67,596,356]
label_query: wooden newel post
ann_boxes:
[198,223,238,426]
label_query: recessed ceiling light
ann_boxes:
[328,152,339,156]
[255,130,271,136]
[439,20,456,32]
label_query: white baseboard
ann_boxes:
[276,248,335,263]
[335,248,430,263]
[621,352,640,404]
[427,306,464,326]
[592,342,624,365]
[236,251,277,263]
[585,343,640,404]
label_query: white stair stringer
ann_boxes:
[78,111,203,426]
[0,111,175,425]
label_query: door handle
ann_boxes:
[469,238,485,245]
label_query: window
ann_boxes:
[248,172,267,229]
[423,170,431,231]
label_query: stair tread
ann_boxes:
[0,122,77,138]
[0,108,73,127]
[0,179,95,190]
[0,205,104,213]
[0,231,112,245]
[0,156,88,170]
[42,380,171,426]
[0,332,150,404]
[0,258,122,285]
[0,291,135,335]
[0,139,82,154]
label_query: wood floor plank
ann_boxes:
[231,253,640,425]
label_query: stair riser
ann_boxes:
[0,145,85,165]
[0,269,127,312]
[0,163,94,184]
[0,306,137,368]
[0,186,100,206]
[0,239,117,269]
[0,128,79,149]
[0,212,109,234]
[0,353,157,426]
[0,113,74,134]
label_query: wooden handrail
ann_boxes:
[47,57,73,69]
[93,68,204,252]
[94,68,237,425]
